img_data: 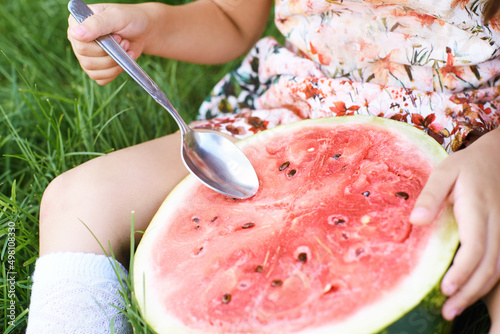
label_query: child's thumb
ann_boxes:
[409,163,456,225]
[70,9,120,42]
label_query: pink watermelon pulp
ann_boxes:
[134,116,458,333]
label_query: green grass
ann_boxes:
[0,0,492,333]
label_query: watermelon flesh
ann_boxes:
[134,116,459,333]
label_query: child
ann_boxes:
[27,0,500,333]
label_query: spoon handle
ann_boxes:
[68,0,191,135]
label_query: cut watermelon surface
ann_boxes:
[134,116,459,334]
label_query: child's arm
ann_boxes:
[410,126,500,320]
[68,0,272,85]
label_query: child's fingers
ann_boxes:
[69,4,124,43]
[442,209,500,320]
[83,47,136,84]
[409,160,457,225]
[68,24,133,85]
[442,246,500,320]
[74,37,131,70]
[441,193,488,295]
[442,266,498,320]
[483,280,500,333]
[77,54,118,72]
[84,66,124,86]
[68,18,107,58]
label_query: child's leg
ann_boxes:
[28,132,188,333]
[39,132,188,263]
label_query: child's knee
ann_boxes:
[39,156,120,223]
[39,169,84,227]
[38,165,127,258]
[40,172,67,228]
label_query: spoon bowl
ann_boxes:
[182,130,259,198]
[69,0,259,198]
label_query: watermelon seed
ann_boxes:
[222,293,232,304]
[334,218,345,225]
[298,252,308,263]
[287,169,297,177]
[195,246,204,255]
[255,265,264,273]
[362,191,370,197]
[279,161,290,171]
[242,222,255,229]
[332,153,341,160]
[271,279,283,287]
[195,225,201,230]
[355,248,365,256]
[192,217,200,223]
[210,216,218,222]
[361,215,371,224]
[395,192,409,200]
[323,284,340,294]
[342,233,348,240]
[328,215,347,226]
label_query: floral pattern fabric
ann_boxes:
[193,0,500,153]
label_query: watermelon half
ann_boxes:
[134,115,459,334]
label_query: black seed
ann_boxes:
[332,154,342,160]
[334,218,345,225]
[287,169,297,177]
[271,279,283,287]
[298,252,308,263]
[362,191,370,197]
[342,233,348,240]
[195,225,201,230]
[255,265,264,272]
[192,217,200,223]
[222,293,231,304]
[195,246,204,255]
[210,216,218,222]
[242,222,255,229]
[279,161,290,171]
[395,191,409,200]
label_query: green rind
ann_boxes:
[379,284,452,334]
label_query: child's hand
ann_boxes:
[67,0,272,85]
[410,127,500,320]
[484,281,500,333]
[67,3,151,85]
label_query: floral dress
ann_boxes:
[193,0,500,153]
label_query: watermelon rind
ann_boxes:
[134,115,459,334]
[378,283,452,334]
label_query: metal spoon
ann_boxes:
[68,0,259,198]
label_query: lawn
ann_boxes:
[0,0,492,333]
